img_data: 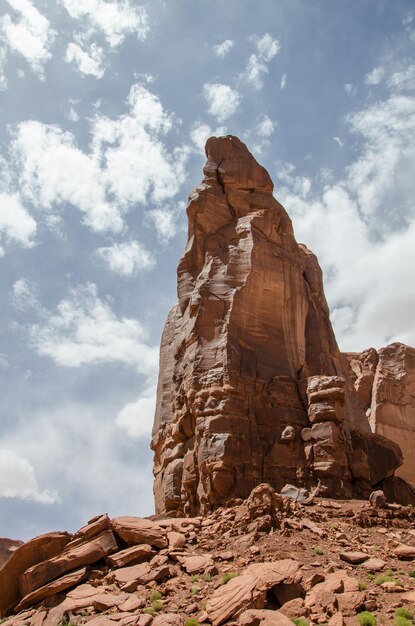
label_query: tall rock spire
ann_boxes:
[151,136,402,515]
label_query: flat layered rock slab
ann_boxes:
[15,567,89,611]
[361,558,386,572]
[20,530,118,596]
[111,517,167,549]
[0,531,71,618]
[339,552,369,565]
[110,562,170,590]
[176,554,214,574]
[107,544,154,568]
[394,544,415,559]
[206,559,300,626]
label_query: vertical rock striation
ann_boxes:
[151,136,403,515]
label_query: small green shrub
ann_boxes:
[358,611,377,626]
[190,574,199,582]
[395,616,412,626]
[57,619,76,626]
[220,572,238,585]
[204,573,213,582]
[331,523,339,530]
[191,585,199,595]
[184,620,200,626]
[358,581,367,591]
[314,547,324,556]
[395,608,413,621]
[152,600,164,612]
[408,571,415,578]
[373,574,394,585]
[292,618,309,626]
[150,590,163,602]
[143,607,156,616]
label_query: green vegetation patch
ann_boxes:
[358,611,377,626]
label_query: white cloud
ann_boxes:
[255,33,280,61]
[212,39,234,58]
[1,0,56,78]
[61,0,149,48]
[0,193,37,252]
[65,41,105,78]
[12,121,123,234]
[68,106,79,122]
[365,66,385,85]
[344,83,356,96]
[333,136,343,147]
[387,64,415,92]
[30,283,158,374]
[243,33,281,89]
[0,449,58,504]
[202,83,241,122]
[278,61,415,351]
[10,84,189,234]
[116,384,156,438]
[280,73,287,90]
[190,122,226,151]
[146,201,186,243]
[0,47,7,90]
[12,278,40,312]
[256,115,276,137]
[96,240,155,275]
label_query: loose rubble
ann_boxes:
[1,484,415,626]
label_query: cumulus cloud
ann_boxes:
[30,283,159,374]
[12,278,40,312]
[202,83,241,122]
[10,84,189,234]
[365,66,385,85]
[65,41,105,78]
[116,384,156,438]
[0,449,58,504]
[280,73,287,90]
[61,0,149,47]
[0,193,37,254]
[0,0,56,78]
[387,64,415,92]
[190,122,226,151]
[256,115,276,137]
[96,240,155,275]
[146,201,186,243]
[243,33,280,89]
[212,39,234,58]
[278,61,415,350]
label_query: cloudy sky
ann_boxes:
[0,0,414,540]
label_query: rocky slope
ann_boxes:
[1,485,415,626]
[151,136,405,516]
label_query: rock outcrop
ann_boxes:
[151,135,403,515]
[345,343,415,487]
[0,538,23,568]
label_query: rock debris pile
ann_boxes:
[1,485,415,626]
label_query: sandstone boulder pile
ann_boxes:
[1,485,415,626]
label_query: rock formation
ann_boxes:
[151,135,403,516]
[0,538,23,568]
[345,343,415,487]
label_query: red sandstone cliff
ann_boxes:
[151,136,402,515]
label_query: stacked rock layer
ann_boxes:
[151,136,404,515]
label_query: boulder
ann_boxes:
[0,531,71,617]
[15,567,89,611]
[239,609,295,626]
[20,530,118,596]
[107,544,155,568]
[206,558,300,625]
[111,517,167,548]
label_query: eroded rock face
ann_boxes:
[0,539,23,568]
[151,135,403,515]
[345,343,415,487]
